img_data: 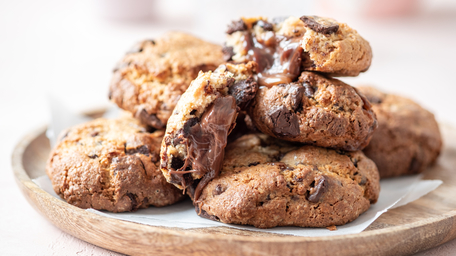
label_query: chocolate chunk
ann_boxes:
[127,42,144,54]
[300,16,339,35]
[146,39,156,45]
[213,184,226,196]
[307,177,328,203]
[351,158,358,168]
[88,153,98,159]
[228,77,259,109]
[137,109,164,129]
[226,19,247,35]
[170,156,185,171]
[222,46,235,62]
[288,83,305,111]
[126,193,138,211]
[126,145,150,156]
[197,207,220,221]
[91,131,99,137]
[302,82,317,98]
[256,20,273,31]
[183,117,199,135]
[269,106,300,137]
[248,162,260,167]
[359,176,367,186]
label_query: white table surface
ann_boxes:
[1,0,456,255]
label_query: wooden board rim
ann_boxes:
[11,123,456,255]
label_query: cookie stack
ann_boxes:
[46,16,442,229]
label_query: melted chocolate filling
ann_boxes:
[170,96,238,200]
[242,30,303,88]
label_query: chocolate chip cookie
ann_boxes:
[160,62,258,201]
[223,15,372,87]
[109,32,224,129]
[249,71,377,151]
[196,133,380,228]
[46,117,184,212]
[357,86,442,178]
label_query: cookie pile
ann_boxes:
[46,16,442,229]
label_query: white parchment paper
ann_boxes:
[37,101,442,237]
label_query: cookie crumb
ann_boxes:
[327,225,337,231]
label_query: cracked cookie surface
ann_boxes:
[357,86,442,178]
[196,133,380,228]
[249,71,377,151]
[224,15,372,83]
[109,32,224,129]
[160,62,258,201]
[46,116,184,212]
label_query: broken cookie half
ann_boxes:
[224,16,372,81]
[160,62,258,201]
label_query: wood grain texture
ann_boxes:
[11,122,456,256]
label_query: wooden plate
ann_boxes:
[12,119,456,256]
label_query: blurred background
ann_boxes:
[1,0,456,255]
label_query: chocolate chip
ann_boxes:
[190,109,197,116]
[307,177,328,203]
[256,20,273,31]
[126,145,150,156]
[222,46,235,62]
[213,184,225,196]
[226,19,247,35]
[300,16,339,35]
[197,207,220,222]
[91,131,99,137]
[269,106,300,137]
[137,109,164,129]
[228,77,259,109]
[183,117,199,135]
[126,193,138,211]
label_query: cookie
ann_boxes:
[46,116,185,212]
[160,62,258,201]
[356,86,442,178]
[249,71,377,151]
[223,15,372,87]
[109,32,224,129]
[196,133,380,228]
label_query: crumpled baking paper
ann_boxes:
[36,100,442,237]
